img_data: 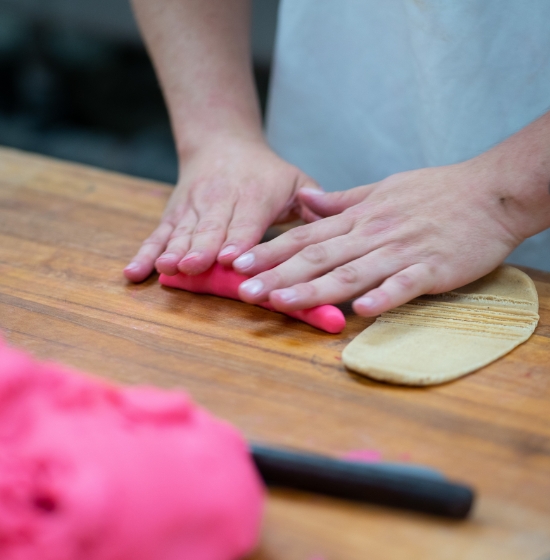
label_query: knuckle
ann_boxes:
[392,272,415,290]
[332,264,361,285]
[169,218,194,235]
[288,225,311,244]
[143,234,163,246]
[420,262,441,291]
[161,215,179,229]
[194,220,224,235]
[300,243,328,265]
[426,254,444,271]
[228,221,257,234]
[262,267,284,288]
[343,205,364,220]
[386,240,413,259]
[296,282,319,299]
[356,214,395,237]
[169,225,193,240]
[371,288,392,307]
[143,222,173,245]
[144,231,168,246]
[353,220,371,237]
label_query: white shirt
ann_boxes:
[266,0,550,270]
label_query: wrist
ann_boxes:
[471,121,550,242]
[169,78,264,162]
[175,117,265,164]
[177,129,271,167]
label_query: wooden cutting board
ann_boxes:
[0,146,549,560]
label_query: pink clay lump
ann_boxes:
[159,263,346,333]
[0,337,264,560]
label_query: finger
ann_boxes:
[273,178,324,224]
[297,184,375,217]
[238,230,381,304]
[155,210,198,275]
[219,177,323,265]
[124,221,174,282]
[217,212,270,267]
[301,179,323,193]
[233,215,352,276]
[353,263,435,316]
[178,206,234,274]
[266,248,405,311]
[300,205,322,224]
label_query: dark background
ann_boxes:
[0,0,279,184]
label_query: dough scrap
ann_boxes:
[159,263,346,333]
[342,266,539,386]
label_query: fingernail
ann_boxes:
[158,253,177,262]
[300,187,323,196]
[240,279,263,297]
[276,288,298,302]
[218,245,237,258]
[357,296,375,309]
[124,262,139,272]
[181,251,200,262]
[234,252,255,270]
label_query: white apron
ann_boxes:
[266,0,550,270]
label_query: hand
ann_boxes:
[124,138,320,282]
[233,159,524,316]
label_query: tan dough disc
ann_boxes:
[342,266,539,386]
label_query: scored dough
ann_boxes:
[342,266,539,386]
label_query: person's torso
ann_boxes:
[266,0,550,191]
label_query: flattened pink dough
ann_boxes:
[159,263,346,334]
[0,338,264,560]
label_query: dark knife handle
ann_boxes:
[250,444,474,519]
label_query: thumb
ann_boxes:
[297,183,373,217]
[296,178,323,222]
[273,177,323,224]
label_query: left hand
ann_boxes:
[232,159,524,316]
[123,138,321,283]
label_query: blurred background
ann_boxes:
[0,0,279,184]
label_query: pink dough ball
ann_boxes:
[0,339,264,560]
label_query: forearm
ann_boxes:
[130,0,263,159]
[475,110,550,242]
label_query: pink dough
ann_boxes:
[343,449,383,463]
[159,263,346,334]
[0,337,264,560]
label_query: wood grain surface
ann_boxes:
[0,146,549,560]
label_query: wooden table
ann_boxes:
[1,147,549,560]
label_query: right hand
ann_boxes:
[123,137,321,282]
